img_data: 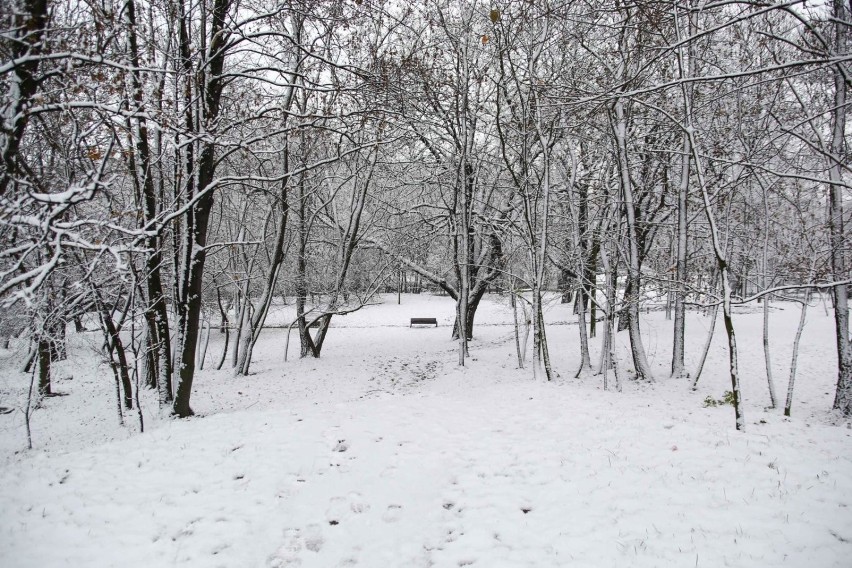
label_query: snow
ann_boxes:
[1,293,851,567]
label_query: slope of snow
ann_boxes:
[0,293,850,567]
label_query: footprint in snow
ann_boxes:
[382,504,403,523]
[267,528,303,567]
[267,555,301,568]
[445,527,462,543]
[327,493,370,525]
[348,492,370,514]
[303,524,324,552]
[210,542,230,556]
[326,496,347,524]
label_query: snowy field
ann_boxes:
[0,293,850,567]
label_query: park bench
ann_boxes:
[410,317,438,327]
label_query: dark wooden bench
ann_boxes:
[410,317,438,327]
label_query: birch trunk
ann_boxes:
[671,133,689,378]
[785,290,810,417]
[512,291,524,369]
[762,186,778,408]
[691,304,719,390]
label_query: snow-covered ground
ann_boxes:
[0,293,850,567]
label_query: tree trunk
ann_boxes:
[142,327,157,390]
[575,285,592,377]
[22,343,36,373]
[114,341,133,410]
[613,99,654,381]
[512,290,523,369]
[559,270,572,304]
[588,245,598,339]
[231,285,250,367]
[455,161,474,365]
[198,320,210,371]
[532,289,542,380]
[215,285,230,370]
[49,318,66,362]
[537,299,554,381]
[684,123,742,429]
[172,0,232,418]
[126,0,172,406]
[173,170,216,417]
[785,290,810,417]
[829,0,852,416]
[0,0,49,198]
[674,3,742,428]
[451,287,485,341]
[37,339,51,396]
[600,246,620,392]
[570,170,593,376]
[92,286,133,410]
[295,170,313,358]
[762,296,778,408]
[761,183,777,408]
[110,357,125,426]
[671,132,690,378]
[598,247,619,376]
[296,143,375,362]
[690,304,719,390]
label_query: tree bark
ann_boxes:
[761,184,777,408]
[37,338,51,397]
[829,0,852,416]
[671,3,743,428]
[172,0,232,417]
[572,171,593,375]
[671,133,689,378]
[91,284,133,409]
[612,99,654,381]
[0,0,49,198]
[125,0,173,406]
[785,290,810,417]
[238,188,289,374]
